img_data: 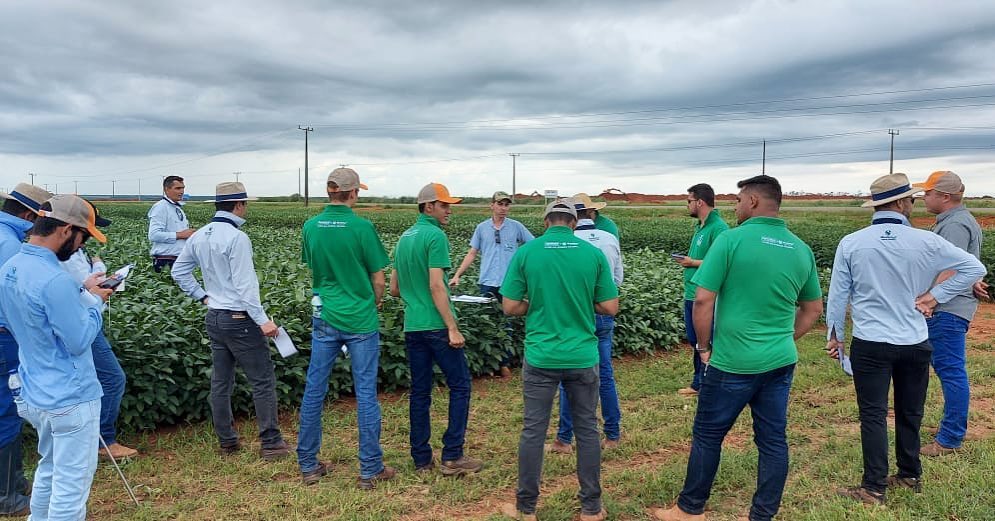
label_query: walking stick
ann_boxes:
[99,435,140,507]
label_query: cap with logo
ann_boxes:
[328,167,369,192]
[38,194,107,243]
[913,170,965,194]
[543,200,578,220]
[492,191,512,203]
[209,182,250,203]
[0,182,53,215]
[861,173,924,208]
[417,183,462,204]
[570,192,607,211]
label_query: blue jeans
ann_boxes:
[0,332,28,514]
[91,331,126,445]
[16,397,100,521]
[684,300,704,390]
[297,318,385,479]
[556,315,621,443]
[405,329,471,467]
[926,312,971,449]
[678,364,795,521]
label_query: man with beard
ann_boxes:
[0,194,113,520]
[828,173,986,504]
[0,183,51,516]
[674,183,728,397]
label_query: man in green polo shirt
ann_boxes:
[297,168,395,489]
[675,183,728,396]
[652,175,823,521]
[389,182,483,477]
[498,201,619,521]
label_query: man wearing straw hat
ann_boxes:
[572,192,618,239]
[172,182,291,460]
[826,173,986,505]
[390,182,483,476]
[912,171,986,457]
[0,182,51,516]
[0,194,114,520]
[297,168,395,488]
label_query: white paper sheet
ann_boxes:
[273,327,298,358]
[450,295,495,304]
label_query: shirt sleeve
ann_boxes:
[363,224,391,273]
[609,236,624,286]
[427,232,452,269]
[690,233,731,293]
[798,250,823,301]
[519,222,535,243]
[229,233,269,325]
[170,242,207,302]
[825,240,853,341]
[593,250,620,303]
[500,249,527,301]
[928,236,988,304]
[469,225,483,250]
[147,203,177,244]
[43,274,103,357]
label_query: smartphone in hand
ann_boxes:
[670,252,687,260]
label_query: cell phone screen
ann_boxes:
[98,277,123,289]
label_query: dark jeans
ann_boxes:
[684,300,704,390]
[518,362,601,516]
[479,284,513,367]
[205,309,283,449]
[0,332,28,514]
[850,337,932,493]
[926,312,971,448]
[91,331,126,444]
[405,329,471,467]
[152,255,178,273]
[679,363,795,521]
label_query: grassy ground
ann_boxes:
[80,313,995,520]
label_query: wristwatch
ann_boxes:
[694,343,711,353]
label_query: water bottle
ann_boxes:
[8,369,21,398]
[311,293,322,319]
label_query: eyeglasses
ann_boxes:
[494,229,501,244]
[687,198,699,204]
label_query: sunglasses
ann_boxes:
[494,229,501,244]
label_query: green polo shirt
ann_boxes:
[691,216,821,374]
[594,214,620,239]
[501,226,619,369]
[393,214,457,332]
[683,209,730,301]
[302,205,389,334]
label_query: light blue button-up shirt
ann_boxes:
[469,217,534,286]
[826,211,987,345]
[148,197,191,257]
[171,211,270,325]
[0,244,104,410]
[0,211,32,328]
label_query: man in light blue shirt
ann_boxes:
[171,182,290,460]
[147,175,196,272]
[0,182,50,516]
[827,173,986,505]
[0,194,113,521]
[449,191,534,376]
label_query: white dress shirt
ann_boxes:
[148,197,190,257]
[575,218,624,286]
[171,211,270,325]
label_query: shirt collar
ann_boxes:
[871,210,910,226]
[20,243,60,266]
[0,211,33,239]
[577,218,595,227]
[696,209,721,230]
[935,204,966,224]
[417,214,442,229]
[214,211,246,227]
[162,196,185,207]
[324,204,354,215]
[740,216,785,227]
[544,225,575,235]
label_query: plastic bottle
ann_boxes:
[8,369,21,398]
[311,293,322,319]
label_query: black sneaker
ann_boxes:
[357,466,397,490]
[886,475,922,493]
[219,441,242,456]
[302,461,329,486]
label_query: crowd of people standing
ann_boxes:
[0,167,987,520]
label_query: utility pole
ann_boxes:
[44,183,50,192]
[29,173,36,185]
[298,168,301,197]
[509,153,520,203]
[762,140,766,175]
[111,180,116,199]
[888,129,900,174]
[298,126,313,207]
[74,180,79,195]
[234,171,241,183]
[138,179,141,202]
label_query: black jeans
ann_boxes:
[205,309,284,449]
[850,337,932,493]
[517,362,601,516]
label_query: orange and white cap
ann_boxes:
[38,194,107,243]
[416,183,462,204]
[912,170,965,194]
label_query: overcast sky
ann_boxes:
[3,1,995,198]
